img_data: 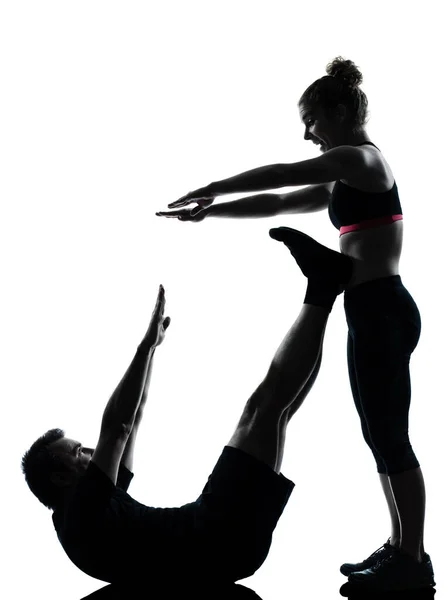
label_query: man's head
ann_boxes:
[298,56,370,150]
[48,436,94,487]
[21,428,94,511]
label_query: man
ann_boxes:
[22,230,354,592]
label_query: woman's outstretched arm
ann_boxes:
[156,184,332,221]
[167,145,366,209]
[157,193,282,220]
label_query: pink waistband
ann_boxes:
[340,214,403,236]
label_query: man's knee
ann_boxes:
[243,379,283,423]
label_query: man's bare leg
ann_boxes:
[227,304,329,473]
[275,349,323,473]
[228,226,354,471]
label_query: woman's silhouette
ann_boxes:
[157,56,433,590]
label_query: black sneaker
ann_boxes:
[340,539,397,576]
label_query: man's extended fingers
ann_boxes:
[154,285,165,312]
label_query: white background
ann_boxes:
[2,2,446,599]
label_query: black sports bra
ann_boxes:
[328,142,403,236]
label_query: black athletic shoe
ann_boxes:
[340,539,397,576]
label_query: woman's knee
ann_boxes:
[369,436,420,474]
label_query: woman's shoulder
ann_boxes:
[344,145,395,193]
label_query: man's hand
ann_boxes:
[143,285,171,348]
[101,285,170,432]
[167,189,215,209]
[156,201,210,222]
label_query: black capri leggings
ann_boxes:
[344,275,422,475]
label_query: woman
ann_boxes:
[156,57,434,591]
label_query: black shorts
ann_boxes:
[88,446,294,591]
[192,445,295,582]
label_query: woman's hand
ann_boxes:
[167,188,215,209]
[156,200,212,222]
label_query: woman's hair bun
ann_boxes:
[326,56,363,88]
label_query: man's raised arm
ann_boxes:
[100,285,170,434]
[120,342,157,472]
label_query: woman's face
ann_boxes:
[299,103,345,152]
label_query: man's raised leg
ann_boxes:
[275,348,323,472]
[227,304,329,473]
[228,225,354,473]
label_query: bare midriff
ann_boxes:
[336,144,403,291]
[340,219,403,290]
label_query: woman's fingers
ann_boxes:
[168,189,213,209]
[156,210,186,218]
[168,195,195,209]
[156,209,198,221]
[168,199,189,209]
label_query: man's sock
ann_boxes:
[304,278,341,312]
[269,226,353,284]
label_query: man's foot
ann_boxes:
[269,227,353,287]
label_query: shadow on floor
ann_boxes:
[82,581,436,600]
[81,581,262,599]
